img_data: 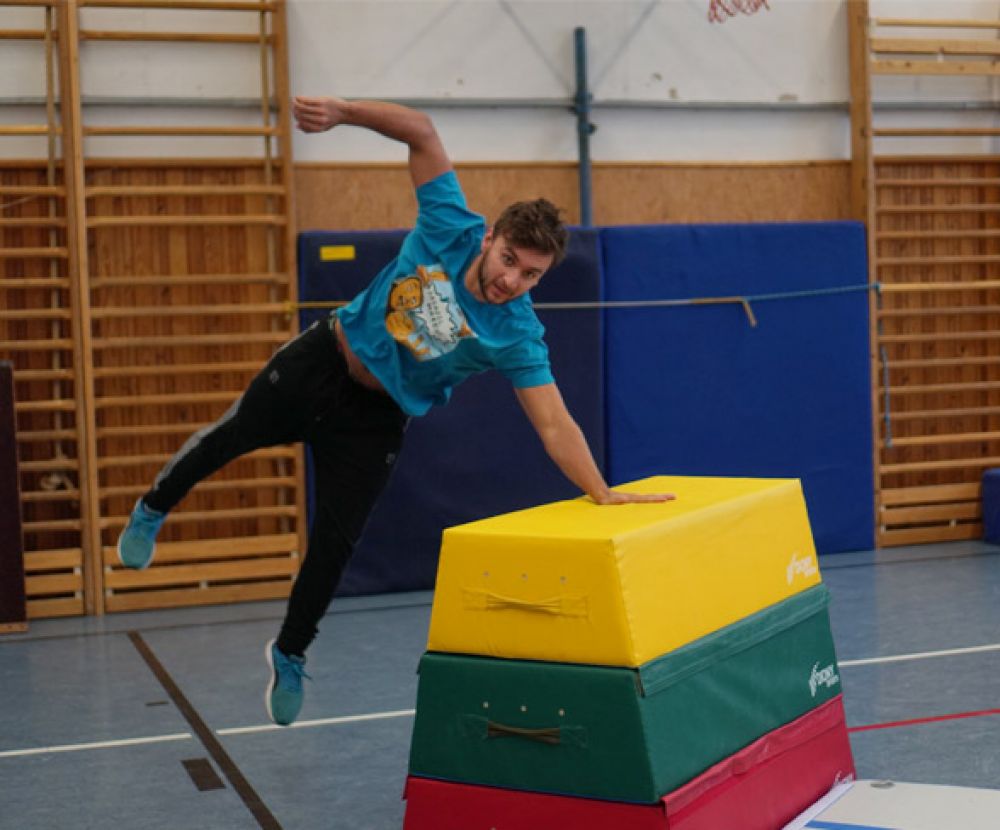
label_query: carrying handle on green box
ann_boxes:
[486,721,562,745]
[462,588,588,617]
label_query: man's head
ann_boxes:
[474,198,568,305]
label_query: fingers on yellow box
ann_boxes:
[426,476,821,667]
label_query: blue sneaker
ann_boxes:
[265,640,310,726]
[116,498,166,570]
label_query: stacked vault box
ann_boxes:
[403,476,855,829]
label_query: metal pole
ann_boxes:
[574,26,594,227]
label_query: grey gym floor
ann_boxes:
[2,539,999,829]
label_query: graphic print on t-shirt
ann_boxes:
[385,264,476,360]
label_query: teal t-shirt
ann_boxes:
[336,171,554,416]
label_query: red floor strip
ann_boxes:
[848,707,1000,733]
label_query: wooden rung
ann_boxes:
[881,455,1000,474]
[18,457,79,472]
[0,338,72,350]
[94,361,260,379]
[0,0,62,6]
[871,37,1000,57]
[876,202,1000,213]
[91,303,285,319]
[95,447,294,469]
[26,573,83,595]
[95,390,239,408]
[86,184,285,197]
[877,229,1000,240]
[0,29,47,40]
[886,405,1000,421]
[104,581,289,613]
[93,331,288,349]
[101,531,298,565]
[0,185,65,196]
[0,216,67,227]
[884,356,1000,369]
[99,475,296,498]
[80,30,272,44]
[887,380,1000,395]
[98,422,214,438]
[880,329,1000,343]
[877,255,1000,266]
[873,18,1000,30]
[83,125,279,137]
[879,280,1000,292]
[876,177,1000,187]
[878,524,982,547]
[879,304,1000,317]
[0,126,58,136]
[880,482,980,505]
[15,399,76,414]
[12,369,75,381]
[0,277,70,287]
[21,489,81,502]
[81,0,277,10]
[90,272,285,288]
[24,548,83,570]
[882,502,982,524]
[0,247,69,259]
[885,430,1000,448]
[22,518,83,533]
[105,557,298,590]
[0,308,72,321]
[872,59,1000,77]
[87,214,286,228]
[18,428,78,441]
[101,504,297,530]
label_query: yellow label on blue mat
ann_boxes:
[427,475,821,667]
[320,245,356,262]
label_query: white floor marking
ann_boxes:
[840,641,1000,668]
[218,708,416,736]
[0,732,192,758]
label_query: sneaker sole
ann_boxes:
[264,639,284,727]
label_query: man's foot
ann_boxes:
[265,640,310,726]
[116,498,166,570]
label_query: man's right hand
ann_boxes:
[293,96,349,133]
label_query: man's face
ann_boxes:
[476,230,554,305]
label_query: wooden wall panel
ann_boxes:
[1,161,87,619]
[83,161,302,613]
[873,156,1000,545]
[294,161,853,231]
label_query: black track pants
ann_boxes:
[143,319,408,655]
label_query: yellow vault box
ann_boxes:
[426,475,821,667]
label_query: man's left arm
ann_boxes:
[515,383,674,505]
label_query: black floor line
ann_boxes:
[128,630,283,830]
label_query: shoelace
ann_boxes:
[277,656,312,690]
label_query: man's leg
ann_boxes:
[266,377,407,725]
[118,321,333,569]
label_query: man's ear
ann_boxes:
[481,227,493,252]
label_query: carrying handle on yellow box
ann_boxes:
[486,721,562,745]
[462,588,588,617]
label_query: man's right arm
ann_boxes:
[292,96,451,189]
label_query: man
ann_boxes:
[117,96,673,727]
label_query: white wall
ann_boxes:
[2,0,1000,161]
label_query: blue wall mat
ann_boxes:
[601,223,874,554]
[297,229,605,595]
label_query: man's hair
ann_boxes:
[492,198,568,266]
